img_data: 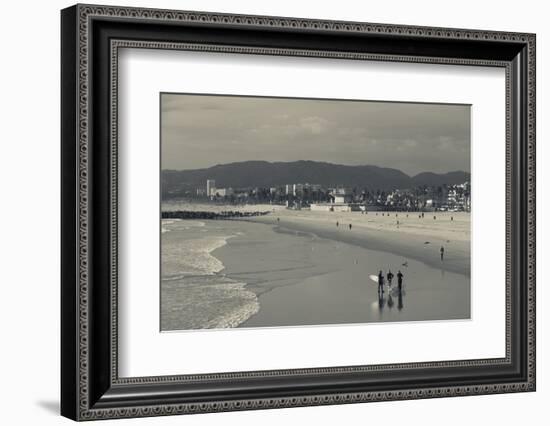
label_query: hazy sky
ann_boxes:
[161,93,470,176]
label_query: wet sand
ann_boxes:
[246,210,470,276]
[212,219,470,328]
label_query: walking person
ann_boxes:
[397,270,404,291]
[386,269,394,286]
[440,245,445,261]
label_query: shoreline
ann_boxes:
[243,215,470,277]
[162,215,470,329]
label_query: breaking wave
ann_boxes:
[161,224,259,330]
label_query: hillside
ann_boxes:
[162,160,470,197]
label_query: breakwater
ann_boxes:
[161,210,271,220]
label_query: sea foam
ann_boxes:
[161,223,260,330]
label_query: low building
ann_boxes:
[214,187,233,197]
[310,203,362,212]
[332,194,353,204]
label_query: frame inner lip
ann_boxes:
[109,38,513,385]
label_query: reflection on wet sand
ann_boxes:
[377,287,406,314]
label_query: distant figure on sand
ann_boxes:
[397,270,404,290]
[387,270,394,286]
[349,223,352,230]
[440,246,445,261]
[336,221,339,227]
[378,270,385,293]
[277,217,280,222]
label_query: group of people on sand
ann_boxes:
[377,269,404,294]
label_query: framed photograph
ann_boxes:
[61,4,536,421]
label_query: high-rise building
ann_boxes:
[206,179,216,197]
[285,184,293,196]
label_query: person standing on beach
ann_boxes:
[378,270,385,294]
[349,223,352,230]
[397,270,404,291]
[336,221,339,227]
[387,270,394,286]
[440,246,445,261]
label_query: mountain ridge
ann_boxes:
[162,160,470,194]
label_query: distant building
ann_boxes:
[206,179,216,197]
[293,184,304,196]
[332,194,353,204]
[310,189,359,212]
[310,202,361,212]
[214,187,233,197]
[285,184,293,196]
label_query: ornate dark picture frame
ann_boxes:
[61,4,536,421]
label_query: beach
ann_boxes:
[247,208,470,276]
[160,205,470,331]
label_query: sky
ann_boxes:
[161,93,470,176]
